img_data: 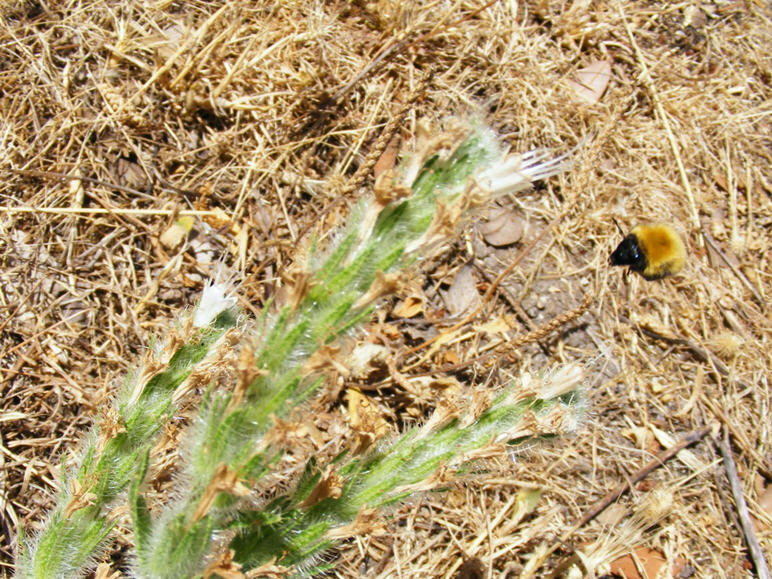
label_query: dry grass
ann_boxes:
[1,1,770,577]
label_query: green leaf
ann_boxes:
[129,450,152,552]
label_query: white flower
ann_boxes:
[474,147,575,198]
[193,281,237,327]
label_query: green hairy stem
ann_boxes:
[21,122,579,578]
[20,310,237,578]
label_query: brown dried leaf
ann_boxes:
[353,270,404,309]
[462,442,508,462]
[608,547,685,579]
[192,463,250,523]
[395,463,454,493]
[228,344,262,412]
[402,375,462,407]
[392,295,425,318]
[597,503,629,527]
[202,549,243,579]
[64,479,97,519]
[373,136,401,179]
[347,342,389,379]
[94,563,122,579]
[420,395,463,433]
[441,265,481,317]
[436,349,459,366]
[346,388,389,454]
[160,216,195,250]
[202,207,236,233]
[327,507,387,539]
[474,315,513,337]
[297,466,343,508]
[285,270,314,312]
[568,59,612,104]
[244,561,289,579]
[479,206,524,247]
[263,416,325,450]
[405,198,462,254]
[373,170,413,207]
[97,406,126,452]
[303,343,348,377]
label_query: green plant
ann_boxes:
[20,120,581,578]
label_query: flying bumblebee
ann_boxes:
[610,222,686,281]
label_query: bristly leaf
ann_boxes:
[132,125,577,578]
[20,302,238,579]
[129,450,152,552]
[229,368,582,574]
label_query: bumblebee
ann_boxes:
[610,222,686,281]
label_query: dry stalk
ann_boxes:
[716,428,772,579]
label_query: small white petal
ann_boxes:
[193,282,237,327]
[475,147,576,197]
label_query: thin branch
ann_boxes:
[9,168,200,198]
[716,428,771,579]
[618,3,700,231]
[575,425,713,529]
[702,230,765,307]
[0,206,222,217]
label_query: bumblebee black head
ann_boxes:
[609,234,646,273]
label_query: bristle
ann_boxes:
[711,332,743,359]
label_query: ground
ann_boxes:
[1,1,770,577]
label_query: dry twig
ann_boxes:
[716,428,772,579]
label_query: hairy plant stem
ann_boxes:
[21,121,578,579]
[132,125,576,578]
[21,310,237,579]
